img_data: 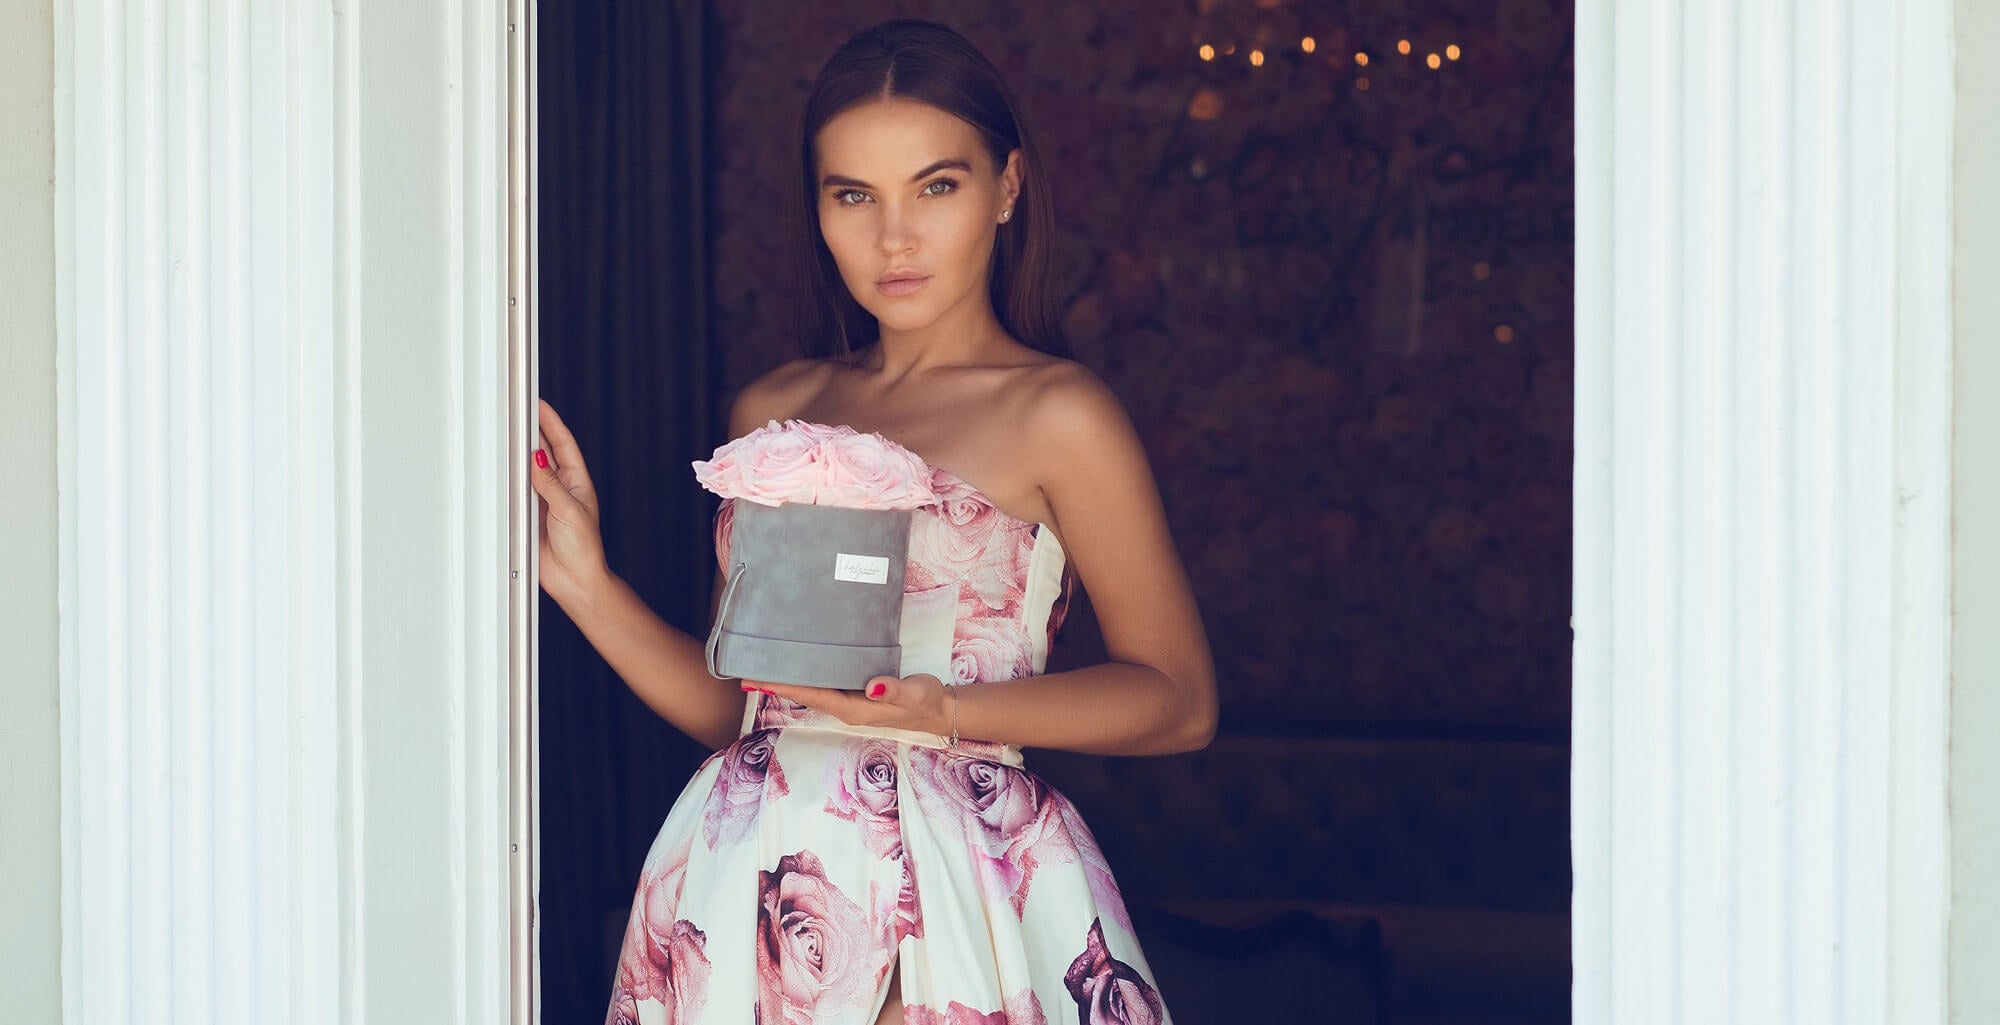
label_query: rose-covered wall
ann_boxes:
[711,0,1574,736]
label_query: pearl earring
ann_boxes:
[1000,208,1012,221]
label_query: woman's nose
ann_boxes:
[876,206,916,254]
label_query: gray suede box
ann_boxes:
[704,500,912,690]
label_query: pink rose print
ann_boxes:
[960,524,1035,616]
[1063,919,1164,1025]
[904,988,1049,1025]
[606,989,639,1025]
[606,848,712,1025]
[870,848,925,945]
[896,852,924,941]
[824,739,905,859]
[1056,799,1134,934]
[948,618,1034,686]
[756,850,880,1025]
[910,751,1074,917]
[703,729,790,851]
[906,472,1006,590]
[753,692,821,732]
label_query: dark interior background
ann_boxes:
[538,2,1574,1022]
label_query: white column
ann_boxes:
[1573,1,1955,1023]
[54,1,513,1021]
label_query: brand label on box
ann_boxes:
[833,552,890,585]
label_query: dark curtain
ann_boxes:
[536,0,717,1016]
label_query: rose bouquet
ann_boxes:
[693,419,939,510]
[693,420,930,690]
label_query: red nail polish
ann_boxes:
[740,683,756,693]
[533,449,549,469]
[867,682,887,698]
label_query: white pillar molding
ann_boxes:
[1574,1,1955,1022]
[54,0,512,1021]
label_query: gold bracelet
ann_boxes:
[944,682,960,748]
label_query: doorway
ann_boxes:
[530,3,1575,1021]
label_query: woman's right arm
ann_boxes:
[543,563,745,751]
[530,395,748,752]
[532,364,825,751]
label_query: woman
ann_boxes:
[531,18,1216,1025]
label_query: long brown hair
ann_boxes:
[793,19,1069,360]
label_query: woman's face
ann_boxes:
[813,97,1021,335]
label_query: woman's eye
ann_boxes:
[834,190,870,206]
[922,179,958,197]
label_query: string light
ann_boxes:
[1199,43,1215,61]
[1494,325,1516,343]
[1427,52,1442,69]
[1223,43,1236,55]
[1250,49,1265,67]
[1356,76,1370,90]
[1301,36,1317,53]
[1447,44,1463,60]
[1354,52,1370,66]
[1474,262,1492,281]
[1397,39,1412,55]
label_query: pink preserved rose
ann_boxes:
[692,419,937,510]
[693,419,821,506]
[1062,919,1164,1025]
[816,430,939,509]
[756,850,880,1025]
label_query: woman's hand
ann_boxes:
[530,397,613,605]
[750,673,954,737]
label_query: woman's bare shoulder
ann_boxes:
[1018,358,1131,443]
[724,357,840,436]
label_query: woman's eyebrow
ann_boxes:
[820,158,973,189]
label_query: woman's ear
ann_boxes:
[1002,148,1024,208]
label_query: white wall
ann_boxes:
[1950,0,2000,1020]
[1573,0,1956,1020]
[51,0,513,1021]
[0,0,60,1021]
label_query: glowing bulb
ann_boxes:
[1474,262,1492,281]
[1355,52,1370,66]
[1494,325,1516,343]
[1427,53,1442,69]
[1302,36,1317,53]
[1447,44,1463,60]
[1356,76,1371,90]
[1250,49,1265,66]
[1199,44,1215,61]
[1397,39,1411,55]
[1223,43,1236,55]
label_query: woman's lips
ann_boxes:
[877,275,931,297]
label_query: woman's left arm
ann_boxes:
[757,369,1219,756]
[946,369,1217,755]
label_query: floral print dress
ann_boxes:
[605,425,1171,1025]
